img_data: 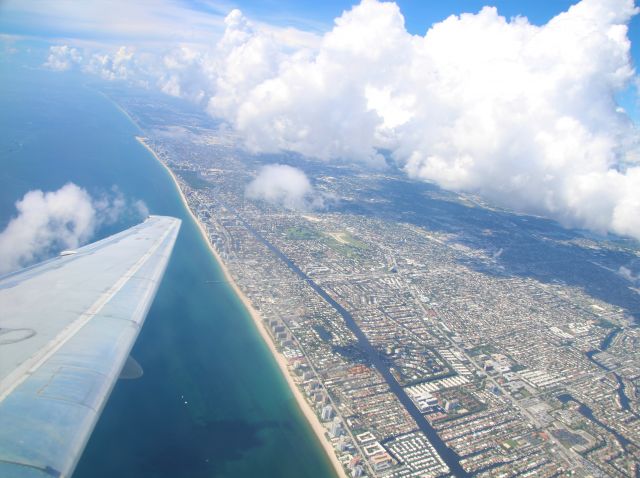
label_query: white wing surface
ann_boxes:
[0,215,181,478]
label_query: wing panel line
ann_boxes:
[0,222,176,404]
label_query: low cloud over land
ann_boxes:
[39,0,640,240]
[246,164,326,211]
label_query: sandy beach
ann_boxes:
[136,136,347,478]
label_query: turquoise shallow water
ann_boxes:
[0,63,335,478]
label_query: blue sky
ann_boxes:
[234,0,580,31]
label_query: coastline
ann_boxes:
[136,136,347,478]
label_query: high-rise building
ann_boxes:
[330,417,343,437]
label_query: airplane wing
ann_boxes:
[0,215,181,478]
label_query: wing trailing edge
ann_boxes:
[0,215,180,478]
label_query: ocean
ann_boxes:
[0,60,336,478]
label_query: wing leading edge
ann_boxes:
[0,215,181,478]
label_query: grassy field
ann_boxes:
[285,226,369,259]
[286,226,322,240]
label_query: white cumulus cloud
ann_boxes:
[44,45,82,71]
[210,0,640,240]
[0,183,147,275]
[246,164,325,211]
[43,0,640,241]
[84,46,137,81]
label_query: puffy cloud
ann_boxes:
[43,44,142,82]
[84,46,136,80]
[209,0,640,240]
[156,46,211,103]
[93,185,149,224]
[618,264,640,283]
[207,7,387,166]
[44,0,640,240]
[246,164,325,211]
[0,183,147,275]
[0,183,95,274]
[233,1,640,239]
[44,45,82,70]
[207,11,284,122]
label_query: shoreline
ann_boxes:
[136,136,347,478]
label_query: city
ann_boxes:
[115,89,640,478]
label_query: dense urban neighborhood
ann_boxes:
[118,90,640,478]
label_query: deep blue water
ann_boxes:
[0,63,335,478]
